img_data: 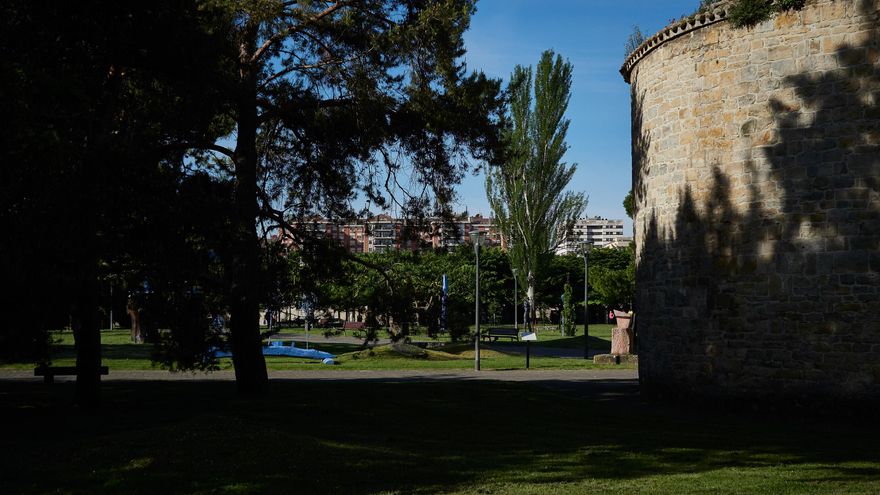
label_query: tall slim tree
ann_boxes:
[182,1,504,393]
[486,50,586,323]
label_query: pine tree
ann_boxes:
[183,1,504,393]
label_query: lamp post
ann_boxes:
[512,268,518,333]
[470,230,484,371]
[581,241,592,360]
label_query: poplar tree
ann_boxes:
[486,50,587,324]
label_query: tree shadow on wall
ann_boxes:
[637,0,880,405]
[630,88,651,219]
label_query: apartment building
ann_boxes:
[430,214,503,250]
[281,213,502,253]
[556,217,631,254]
[298,218,369,253]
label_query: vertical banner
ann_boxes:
[441,273,448,333]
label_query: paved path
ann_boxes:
[2,369,640,403]
[274,332,601,358]
[0,368,636,382]
[0,368,639,401]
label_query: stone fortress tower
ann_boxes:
[622,0,880,404]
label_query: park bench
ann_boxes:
[482,327,519,341]
[33,365,109,384]
[342,321,365,331]
[343,321,365,337]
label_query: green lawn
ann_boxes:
[1,379,878,494]
[1,327,623,372]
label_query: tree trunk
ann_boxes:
[71,65,123,406]
[229,31,268,395]
[72,274,101,406]
[527,270,536,329]
[127,296,143,343]
[70,145,101,406]
[71,150,102,406]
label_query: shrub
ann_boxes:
[624,25,646,57]
[728,0,776,27]
[729,0,810,28]
[777,0,807,10]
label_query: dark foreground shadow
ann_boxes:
[1,378,878,494]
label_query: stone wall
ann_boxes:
[624,0,880,404]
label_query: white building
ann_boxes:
[557,217,631,254]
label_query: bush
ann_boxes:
[729,0,776,27]
[777,0,806,10]
[624,25,645,57]
[729,0,809,28]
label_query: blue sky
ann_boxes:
[456,0,699,232]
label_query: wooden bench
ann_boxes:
[343,321,365,337]
[34,366,109,384]
[482,327,519,341]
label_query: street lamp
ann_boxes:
[512,268,518,333]
[580,241,593,360]
[470,230,485,371]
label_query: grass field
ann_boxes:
[0,326,622,372]
[1,378,878,494]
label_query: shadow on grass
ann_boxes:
[1,378,878,494]
[489,334,611,354]
[42,343,155,362]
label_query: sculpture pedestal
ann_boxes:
[611,326,634,355]
[611,311,634,355]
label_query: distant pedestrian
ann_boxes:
[264,310,274,328]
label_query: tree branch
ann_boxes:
[164,142,237,161]
[257,96,354,124]
[250,1,349,65]
[260,57,344,88]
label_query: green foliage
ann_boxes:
[316,246,514,343]
[589,246,635,310]
[623,190,635,219]
[777,0,807,10]
[534,248,634,321]
[536,254,582,310]
[588,246,633,272]
[190,0,506,389]
[728,0,808,28]
[624,25,646,57]
[728,0,776,26]
[486,49,587,317]
[562,282,576,336]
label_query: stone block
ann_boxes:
[593,354,639,366]
[833,251,869,273]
